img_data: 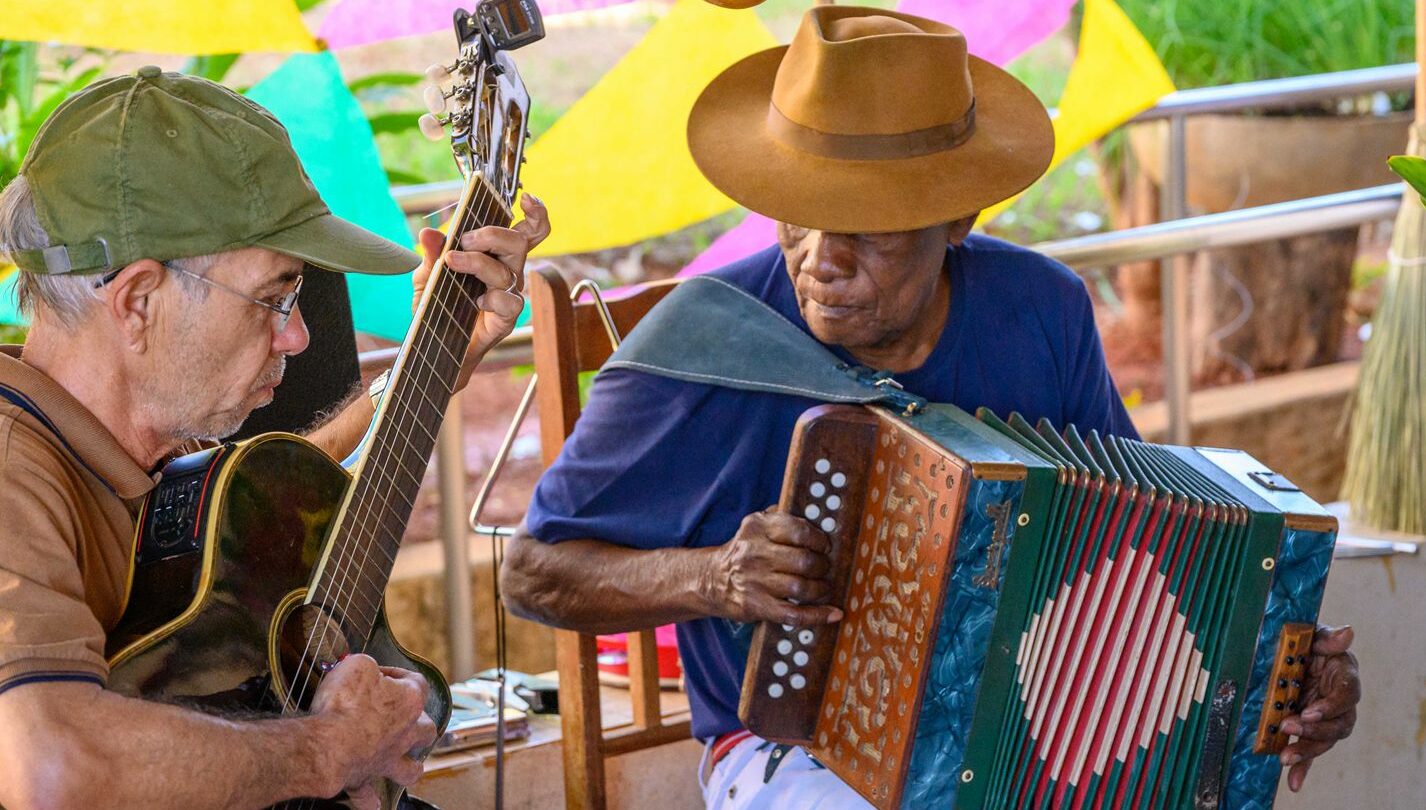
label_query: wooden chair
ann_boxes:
[528,266,691,809]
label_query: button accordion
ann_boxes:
[739,404,1337,809]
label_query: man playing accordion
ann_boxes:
[502,7,1360,807]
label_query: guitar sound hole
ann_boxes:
[275,603,350,711]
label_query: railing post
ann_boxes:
[438,394,476,679]
[1160,114,1192,444]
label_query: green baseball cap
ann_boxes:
[12,66,420,277]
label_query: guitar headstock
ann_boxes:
[420,0,545,212]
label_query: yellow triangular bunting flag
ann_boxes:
[982,0,1174,223]
[0,0,317,54]
[523,0,776,257]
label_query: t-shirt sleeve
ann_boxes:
[1060,278,1140,440]
[0,425,108,695]
[526,368,740,550]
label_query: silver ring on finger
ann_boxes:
[503,272,520,294]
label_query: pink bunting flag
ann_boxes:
[319,0,634,49]
[678,212,778,277]
[895,0,1076,66]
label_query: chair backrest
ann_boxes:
[528,267,689,810]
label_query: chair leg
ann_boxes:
[557,629,607,809]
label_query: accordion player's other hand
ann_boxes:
[1278,624,1359,793]
[705,508,845,627]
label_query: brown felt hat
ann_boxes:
[687,6,1054,233]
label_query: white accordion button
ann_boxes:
[805,504,821,520]
[815,458,831,474]
[777,639,792,655]
[773,661,788,676]
[821,518,836,533]
[826,495,841,510]
[768,683,784,698]
[831,472,847,488]
[791,674,806,690]
[794,651,809,667]
[810,482,827,498]
[798,629,815,645]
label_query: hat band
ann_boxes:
[766,100,976,161]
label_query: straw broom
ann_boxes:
[1340,0,1426,533]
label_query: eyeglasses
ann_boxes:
[162,262,304,331]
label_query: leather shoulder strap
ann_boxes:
[604,276,925,412]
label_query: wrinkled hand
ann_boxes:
[412,193,551,392]
[308,655,438,808]
[1278,625,1359,792]
[705,508,844,627]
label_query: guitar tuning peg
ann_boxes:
[422,85,447,114]
[418,113,447,141]
[425,63,454,84]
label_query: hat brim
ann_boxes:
[254,212,420,276]
[688,47,1055,233]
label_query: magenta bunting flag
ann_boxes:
[895,0,1075,66]
[319,0,634,48]
[677,212,777,277]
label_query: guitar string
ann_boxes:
[275,179,503,808]
[275,192,491,810]
[286,186,490,713]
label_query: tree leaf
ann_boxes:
[1388,155,1426,204]
[0,42,39,116]
[366,111,425,136]
[384,166,431,186]
[347,72,423,95]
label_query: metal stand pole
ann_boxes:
[1160,114,1192,444]
[438,394,475,679]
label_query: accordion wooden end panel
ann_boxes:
[740,404,1338,810]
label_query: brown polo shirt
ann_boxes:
[0,345,160,694]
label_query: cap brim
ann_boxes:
[687,47,1055,233]
[254,212,420,276]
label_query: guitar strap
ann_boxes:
[0,382,119,496]
[602,275,927,414]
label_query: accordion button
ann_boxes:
[768,683,784,698]
[794,651,809,666]
[798,630,815,645]
[805,504,821,520]
[774,661,788,676]
[811,482,827,498]
[791,674,806,690]
[827,495,842,510]
[821,518,837,533]
[831,472,847,487]
[815,459,831,474]
[777,640,792,655]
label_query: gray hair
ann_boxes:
[0,175,218,329]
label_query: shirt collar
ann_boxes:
[0,346,158,499]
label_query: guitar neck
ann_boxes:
[309,174,512,645]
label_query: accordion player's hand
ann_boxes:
[705,508,845,627]
[1277,624,1359,793]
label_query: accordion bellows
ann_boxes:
[739,404,1336,810]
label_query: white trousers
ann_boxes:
[700,734,875,810]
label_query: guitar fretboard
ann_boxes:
[309,174,512,645]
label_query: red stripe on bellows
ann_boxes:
[1139,503,1214,807]
[1028,487,1158,809]
[1045,488,1145,809]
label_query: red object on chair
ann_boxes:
[596,625,683,688]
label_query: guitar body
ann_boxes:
[105,433,451,809]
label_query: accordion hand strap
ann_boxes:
[604,276,927,413]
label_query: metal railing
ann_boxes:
[370,63,1416,677]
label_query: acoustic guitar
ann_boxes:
[103,3,544,807]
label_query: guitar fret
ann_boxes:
[312,178,513,644]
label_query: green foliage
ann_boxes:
[1389,155,1426,204]
[0,43,105,187]
[1117,0,1415,91]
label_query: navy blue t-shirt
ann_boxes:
[526,236,1137,739]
